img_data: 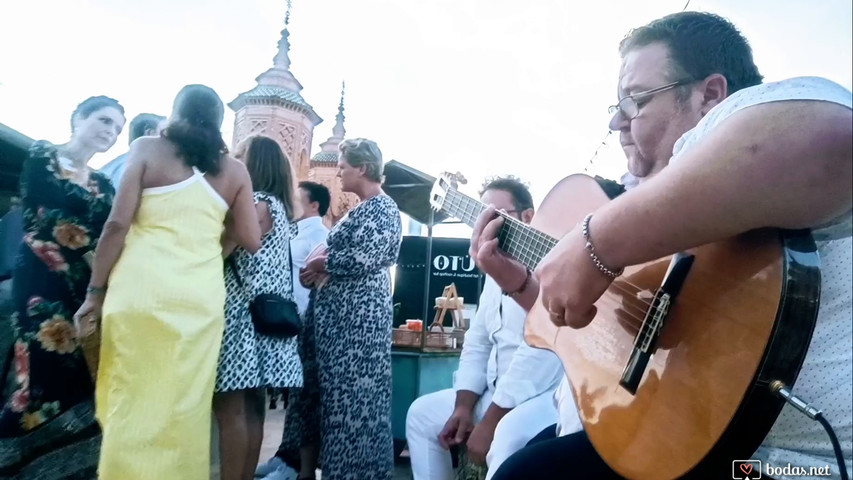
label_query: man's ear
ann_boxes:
[699,73,729,116]
[521,208,535,224]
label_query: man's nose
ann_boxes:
[609,110,629,131]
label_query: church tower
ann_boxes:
[228,4,321,180]
[309,82,358,226]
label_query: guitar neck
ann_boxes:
[443,189,558,270]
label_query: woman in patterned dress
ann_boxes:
[299,138,402,480]
[0,96,125,479]
[214,135,303,480]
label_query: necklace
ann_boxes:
[57,155,81,172]
[57,155,90,186]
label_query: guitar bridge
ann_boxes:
[620,252,694,395]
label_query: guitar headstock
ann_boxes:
[430,176,453,213]
[431,171,467,213]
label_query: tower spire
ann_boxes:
[285,0,291,26]
[319,80,347,153]
[256,0,301,91]
[331,81,346,139]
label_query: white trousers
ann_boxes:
[406,388,558,480]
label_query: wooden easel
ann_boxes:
[432,283,463,329]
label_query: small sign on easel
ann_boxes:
[432,283,463,330]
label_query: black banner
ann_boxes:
[393,236,483,327]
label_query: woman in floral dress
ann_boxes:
[299,138,402,480]
[0,96,125,479]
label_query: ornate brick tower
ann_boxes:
[228,7,321,181]
[308,82,358,226]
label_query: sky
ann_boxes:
[1,0,851,236]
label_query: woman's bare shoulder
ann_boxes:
[221,155,249,179]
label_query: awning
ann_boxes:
[382,160,451,226]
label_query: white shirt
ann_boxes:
[553,79,853,465]
[454,276,563,409]
[671,77,852,477]
[290,216,329,314]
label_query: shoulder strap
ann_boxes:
[593,175,627,200]
[286,229,295,298]
[227,256,244,288]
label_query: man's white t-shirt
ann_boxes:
[290,216,329,315]
[553,78,852,479]
[672,76,852,478]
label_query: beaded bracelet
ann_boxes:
[582,213,623,279]
[86,285,107,296]
[502,267,532,298]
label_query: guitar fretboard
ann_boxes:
[442,188,558,270]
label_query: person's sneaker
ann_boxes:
[261,465,299,480]
[255,456,287,477]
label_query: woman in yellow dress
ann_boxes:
[73,84,262,479]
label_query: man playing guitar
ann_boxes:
[468,11,852,480]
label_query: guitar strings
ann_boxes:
[440,186,682,344]
[442,187,663,319]
[443,190,666,331]
[440,194,673,349]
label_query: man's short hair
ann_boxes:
[299,181,331,217]
[479,175,534,212]
[620,11,763,96]
[129,113,166,143]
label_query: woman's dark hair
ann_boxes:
[245,136,297,220]
[162,84,227,175]
[70,96,125,132]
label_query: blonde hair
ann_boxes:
[339,138,384,183]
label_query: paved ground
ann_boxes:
[211,407,414,480]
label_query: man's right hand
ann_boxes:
[469,204,528,292]
[437,407,476,449]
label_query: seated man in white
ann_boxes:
[406,176,570,480]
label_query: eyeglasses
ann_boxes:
[608,80,689,120]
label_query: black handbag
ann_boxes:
[227,242,301,338]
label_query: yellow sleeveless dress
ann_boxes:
[96,169,228,479]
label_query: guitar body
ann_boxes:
[523,174,820,479]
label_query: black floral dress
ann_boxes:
[0,141,114,479]
[310,194,401,479]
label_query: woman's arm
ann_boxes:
[224,160,262,254]
[87,141,146,289]
[256,201,273,237]
[323,201,402,278]
[73,141,146,333]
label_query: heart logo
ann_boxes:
[740,463,753,475]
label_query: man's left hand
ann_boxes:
[466,420,496,466]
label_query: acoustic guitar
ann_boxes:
[430,173,820,479]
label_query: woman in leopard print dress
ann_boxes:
[299,138,402,480]
[214,136,303,480]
